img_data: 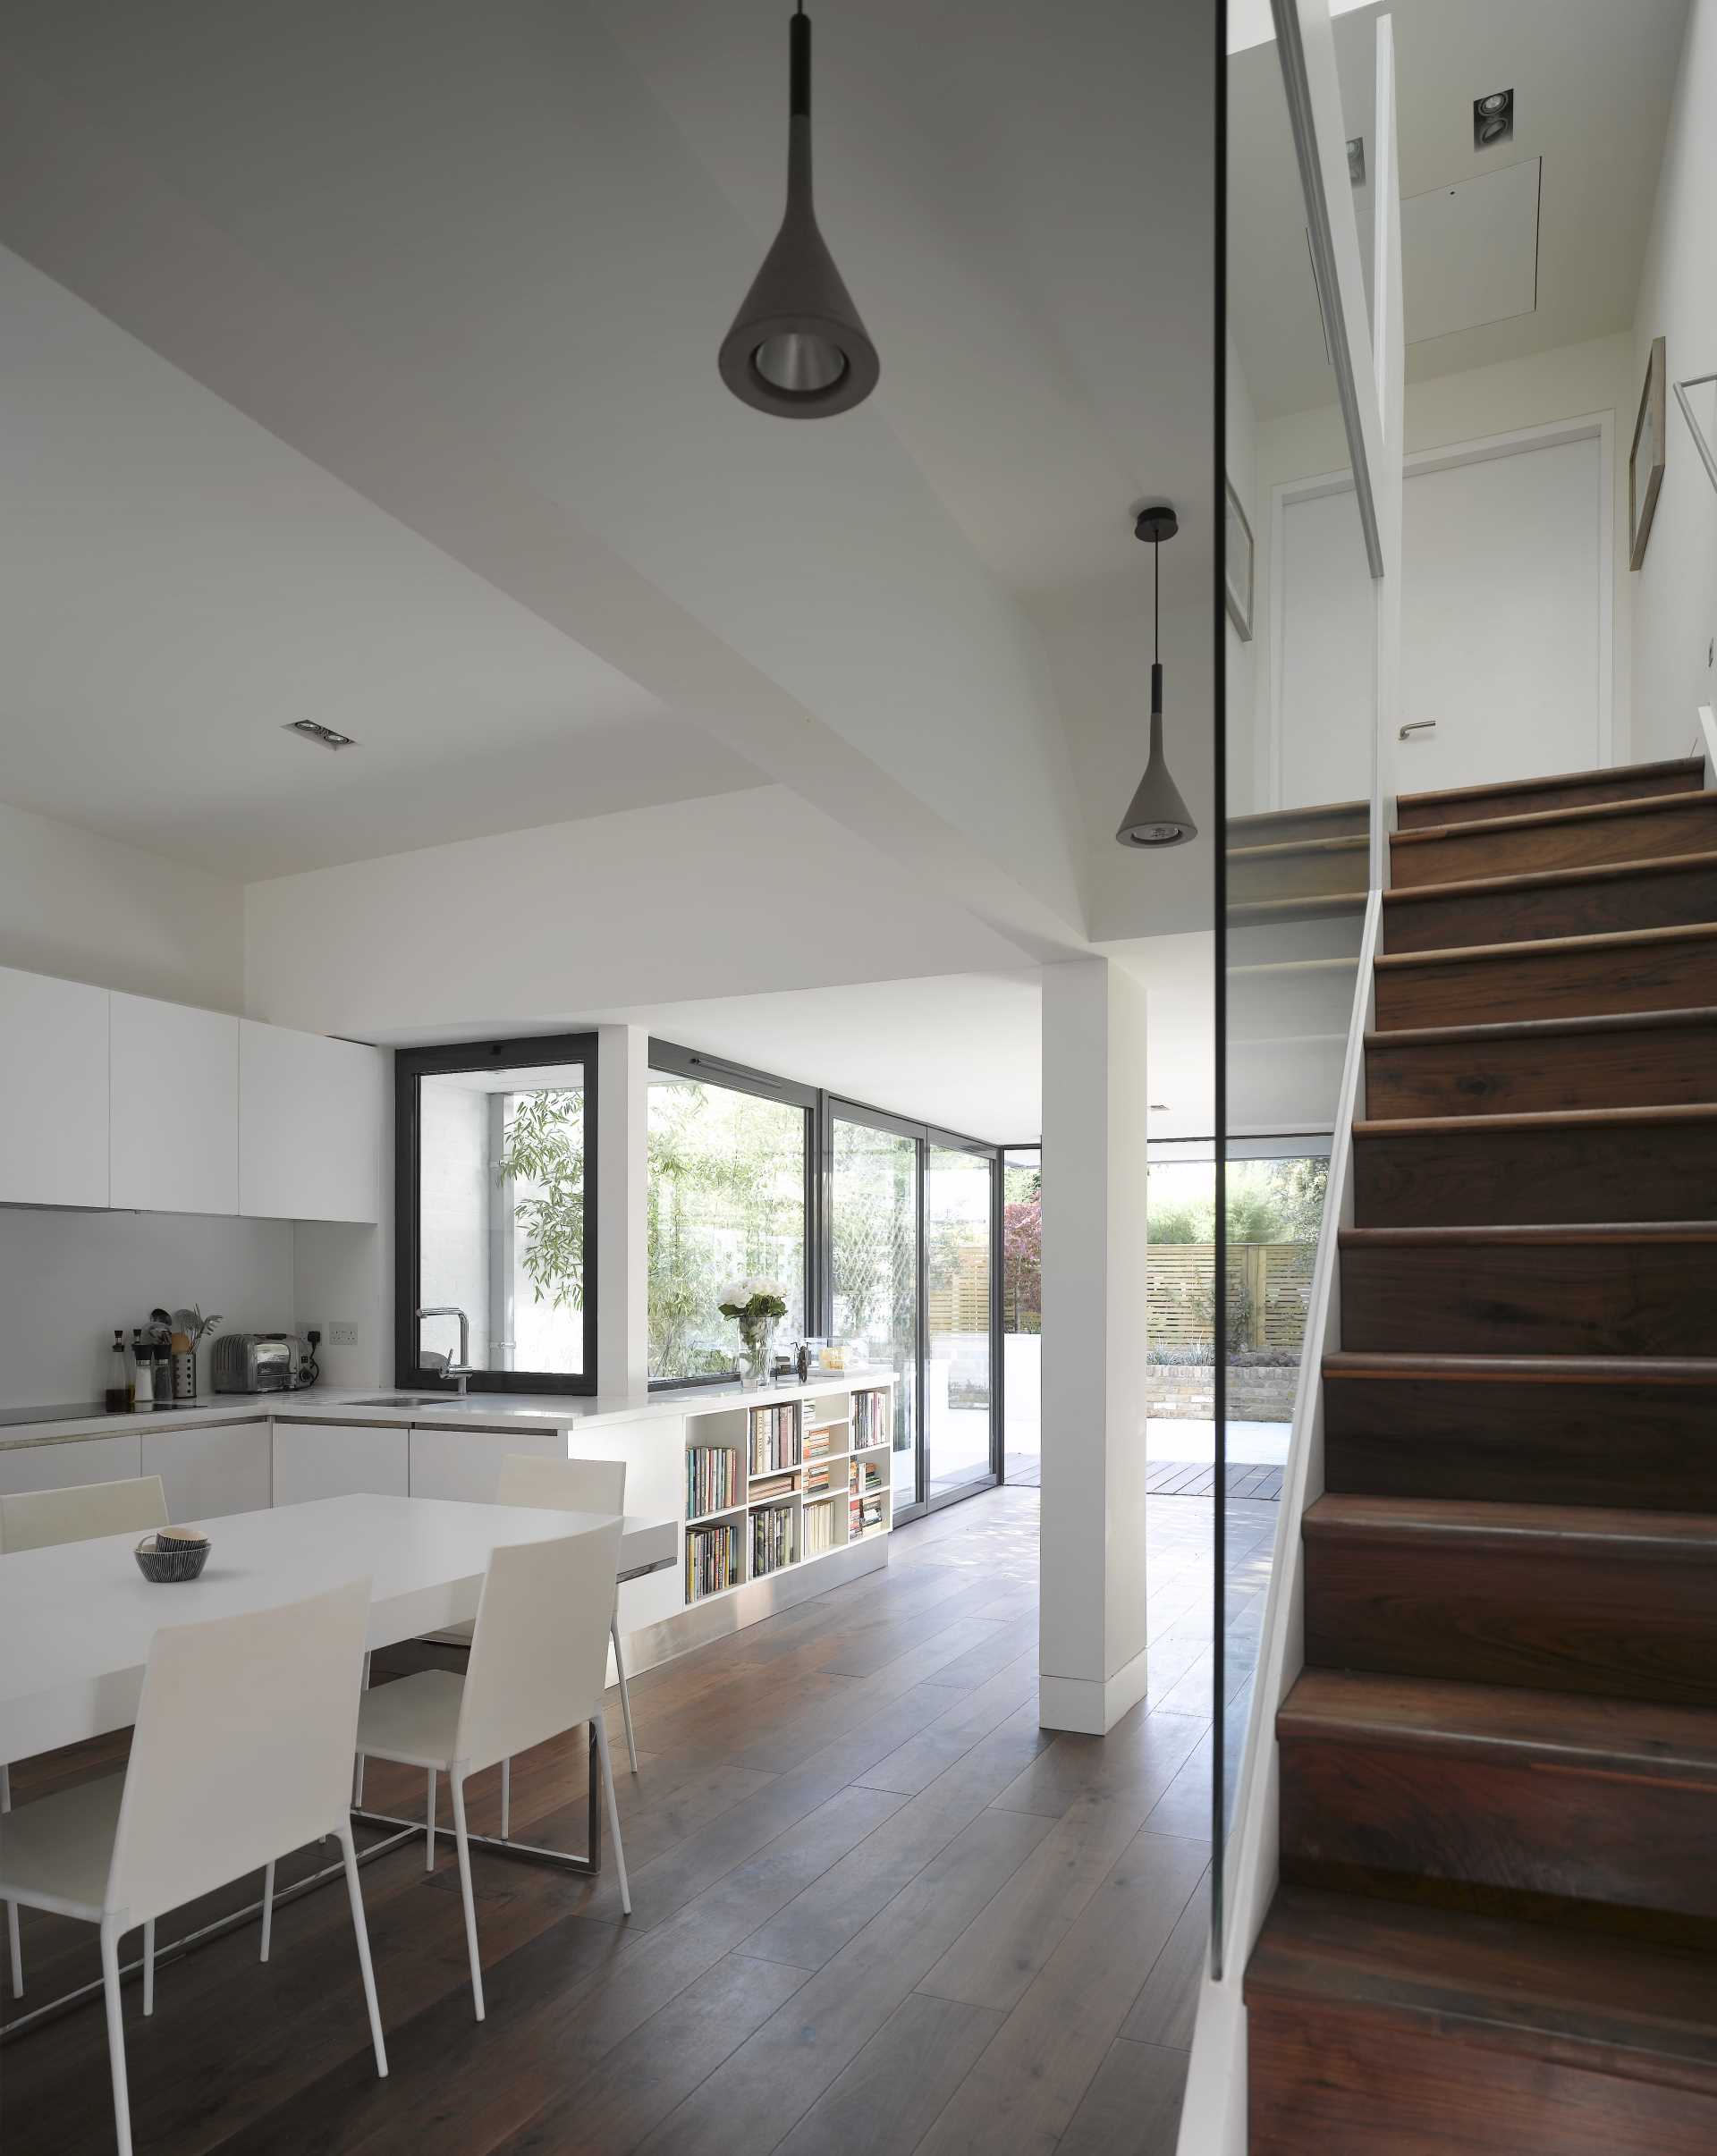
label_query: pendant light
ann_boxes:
[1116,504,1197,848]
[719,4,879,419]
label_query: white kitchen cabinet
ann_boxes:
[0,1433,142,1503]
[408,1425,562,1504]
[110,994,240,1214]
[239,1019,384,1223]
[140,1422,271,1521]
[0,967,109,1208]
[272,1421,408,1506]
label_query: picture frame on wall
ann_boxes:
[1223,472,1255,641]
[1629,334,1667,571]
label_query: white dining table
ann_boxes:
[0,1494,676,2038]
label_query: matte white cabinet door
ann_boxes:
[0,1433,142,1501]
[110,994,240,1214]
[272,1422,408,1506]
[0,967,109,1208]
[408,1425,562,1504]
[140,1422,271,1520]
[239,1019,384,1223]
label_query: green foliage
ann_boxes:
[495,1090,584,1313]
[1146,1156,1328,1248]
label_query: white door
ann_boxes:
[0,968,110,1208]
[272,1423,408,1505]
[110,994,240,1215]
[1397,435,1602,791]
[1277,433,1604,807]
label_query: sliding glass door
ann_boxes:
[828,1106,1001,1518]
[830,1110,922,1506]
[926,1142,996,1503]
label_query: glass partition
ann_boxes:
[926,1143,996,1503]
[831,1111,922,1506]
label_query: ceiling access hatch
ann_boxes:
[1402,156,1541,345]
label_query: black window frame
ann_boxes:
[645,1040,821,1392]
[394,1032,599,1395]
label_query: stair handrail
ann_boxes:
[1673,374,1717,498]
[1179,885,1384,2155]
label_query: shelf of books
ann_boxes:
[681,1379,893,1605]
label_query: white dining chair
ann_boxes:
[0,1474,168,2002]
[358,1454,639,1822]
[0,1577,386,2156]
[347,1519,630,2020]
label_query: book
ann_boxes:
[686,1519,740,1601]
[751,1499,796,1578]
[687,1445,740,1518]
[749,1401,803,1475]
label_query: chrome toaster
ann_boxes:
[211,1332,316,1394]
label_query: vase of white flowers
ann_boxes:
[719,1277,789,1386]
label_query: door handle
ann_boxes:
[1399,721,1436,740]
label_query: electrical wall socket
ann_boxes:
[328,1321,359,1348]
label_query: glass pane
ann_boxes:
[1002,1147,1041,1487]
[831,1117,920,1506]
[927,1146,994,1502]
[646,1073,808,1382]
[417,1060,587,1378]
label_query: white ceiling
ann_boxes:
[1229,0,1689,422]
[0,0,1218,956]
[0,244,763,879]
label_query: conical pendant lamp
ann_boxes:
[719,5,879,419]
[1116,504,1197,848]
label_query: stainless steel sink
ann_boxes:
[346,1393,457,1408]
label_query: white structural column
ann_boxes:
[596,1025,650,1396]
[1038,957,1151,1734]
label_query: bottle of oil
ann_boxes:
[105,1330,130,1415]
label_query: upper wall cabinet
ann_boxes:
[239,1019,383,1223]
[0,966,110,1207]
[110,993,240,1215]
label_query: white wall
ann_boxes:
[0,798,244,1010]
[0,1207,293,1408]
[1253,333,1638,794]
[1631,0,1717,765]
[245,784,1028,1044]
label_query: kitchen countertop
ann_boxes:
[0,1368,896,1451]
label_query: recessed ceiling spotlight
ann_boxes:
[1346,136,1366,187]
[1473,87,1513,149]
[1150,1103,1170,1112]
[284,719,357,750]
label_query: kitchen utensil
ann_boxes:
[169,1332,197,1402]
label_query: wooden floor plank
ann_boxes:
[1054,2036,1192,2156]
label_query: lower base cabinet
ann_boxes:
[141,1423,272,1521]
[407,1425,562,1503]
[273,1422,409,1506]
[0,1433,143,1501]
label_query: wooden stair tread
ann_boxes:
[1307,1491,1717,1556]
[1341,1222,1717,1247]
[1392,789,1716,850]
[1247,1886,1717,2076]
[1280,1669,1717,1781]
[1398,757,1704,822]
[1323,1350,1717,1386]
[1383,849,1717,906]
[1229,833,1368,861]
[1365,1004,1717,1050]
[1354,1102,1717,1139]
[1375,921,1717,972]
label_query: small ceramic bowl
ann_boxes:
[134,1529,211,1584]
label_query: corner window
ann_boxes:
[647,1045,813,1384]
[396,1036,596,1392]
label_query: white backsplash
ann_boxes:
[0,1208,295,1408]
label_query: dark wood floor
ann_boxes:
[1,1484,1277,2156]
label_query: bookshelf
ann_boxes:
[680,1377,894,1606]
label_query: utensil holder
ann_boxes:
[171,1349,197,1401]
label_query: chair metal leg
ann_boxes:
[353,1652,371,1808]
[593,1712,630,1916]
[449,1775,485,2020]
[99,1916,135,2156]
[500,1756,511,1840]
[141,1919,155,2016]
[336,1822,388,2078]
[2,1761,20,1999]
[425,1767,437,1873]
[259,1861,275,1961]
[611,1619,639,1774]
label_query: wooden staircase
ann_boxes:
[1243,753,1717,2152]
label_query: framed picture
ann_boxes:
[1223,472,1255,641]
[1629,334,1667,571]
